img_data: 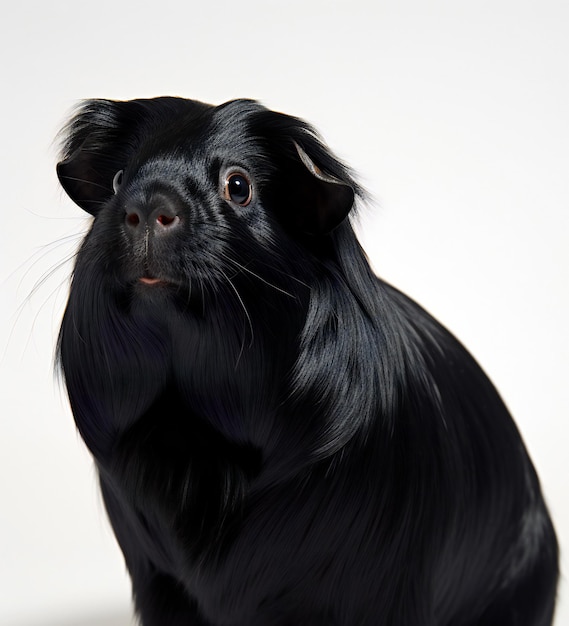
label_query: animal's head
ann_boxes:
[57,97,360,305]
[56,98,393,464]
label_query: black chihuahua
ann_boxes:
[56,97,558,625]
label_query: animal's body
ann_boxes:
[56,97,558,625]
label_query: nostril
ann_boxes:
[153,211,181,231]
[126,212,141,227]
[156,213,179,227]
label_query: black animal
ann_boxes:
[56,97,558,625]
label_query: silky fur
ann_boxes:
[56,97,558,625]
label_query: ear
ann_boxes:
[57,137,118,215]
[293,141,355,234]
[245,106,360,235]
[56,100,131,214]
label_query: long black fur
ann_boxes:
[56,97,558,625]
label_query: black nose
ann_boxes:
[124,192,181,236]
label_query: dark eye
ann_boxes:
[112,170,123,194]
[224,172,252,206]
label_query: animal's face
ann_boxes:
[57,98,356,308]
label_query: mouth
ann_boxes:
[129,270,204,312]
[139,276,166,286]
[137,270,171,286]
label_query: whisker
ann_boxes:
[21,205,89,221]
[217,267,254,368]
[25,252,76,302]
[220,254,297,299]
[6,233,82,288]
[256,257,312,290]
[185,278,192,310]
[58,175,111,193]
[22,270,74,359]
[200,276,206,318]
[3,246,78,365]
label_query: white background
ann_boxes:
[1,1,567,624]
